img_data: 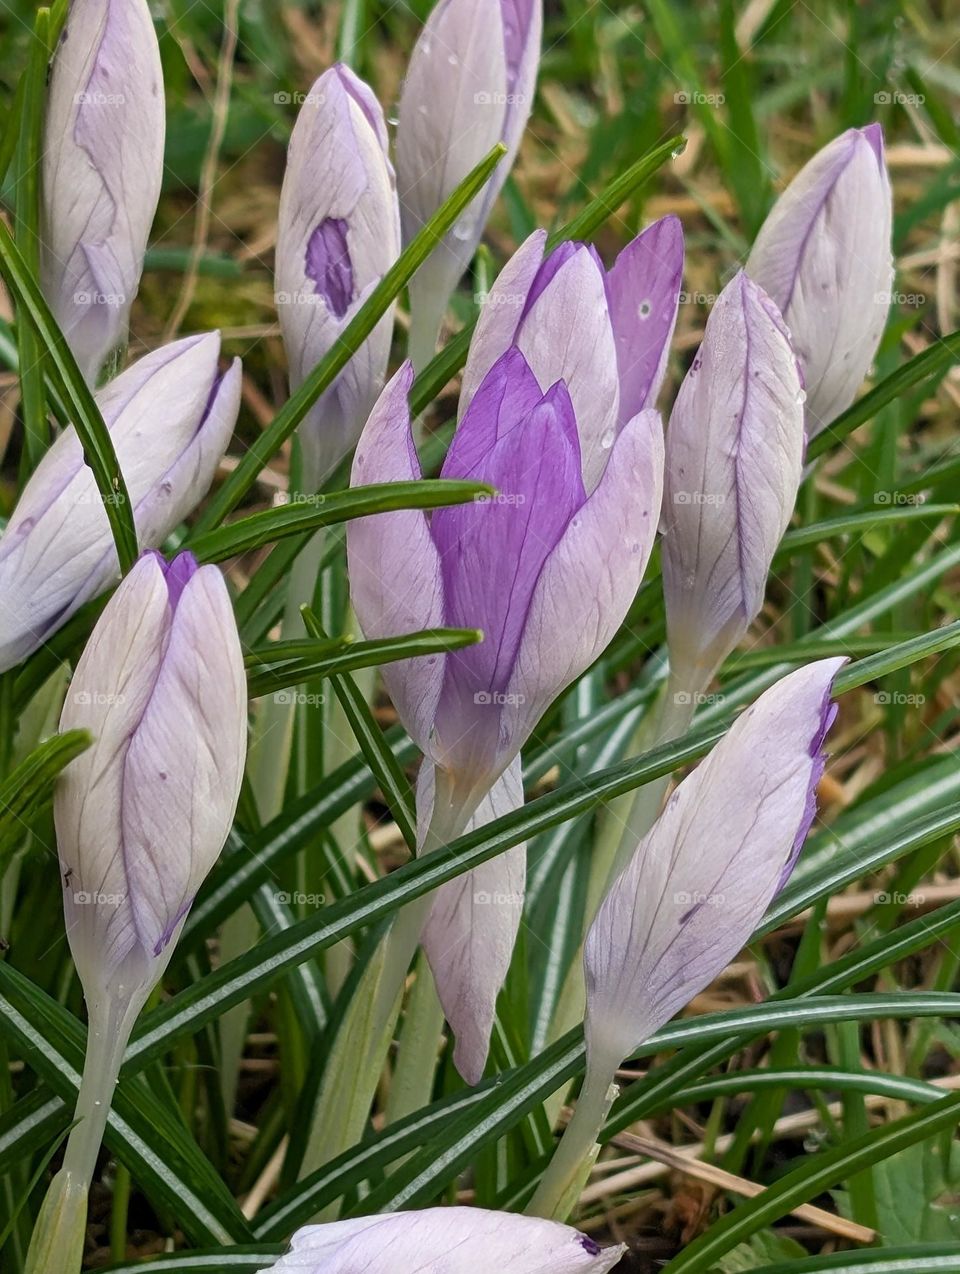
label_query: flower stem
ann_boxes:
[526,1058,618,1221]
[25,993,140,1274]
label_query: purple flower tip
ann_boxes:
[522,240,596,319]
[163,551,200,612]
[860,122,885,165]
[577,1233,602,1256]
[305,217,354,318]
[779,673,843,891]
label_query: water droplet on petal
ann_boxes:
[452,217,474,241]
[600,428,615,450]
[637,299,652,320]
[796,387,807,406]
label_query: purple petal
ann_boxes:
[420,758,526,1084]
[346,364,446,755]
[503,407,663,756]
[304,217,353,318]
[746,126,893,437]
[661,272,804,689]
[606,215,684,423]
[447,346,544,473]
[161,551,200,612]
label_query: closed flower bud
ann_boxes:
[396,0,542,367]
[56,550,247,1005]
[42,0,165,385]
[661,272,804,693]
[276,64,400,486]
[0,333,241,672]
[257,1206,624,1273]
[460,218,683,488]
[584,659,844,1076]
[747,125,894,439]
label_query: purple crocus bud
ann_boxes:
[661,272,804,693]
[583,658,844,1079]
[0,333,241,672]
[747,126,894,439]
[348,349,663,838]
[256,1206,624,1273]
[420,757,525,1084]
[276,64,400,486]
[395,0,543,368]
[55,551,247,1006]
[460,218,683,488]
[41,0,165,386]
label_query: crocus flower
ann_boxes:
[348,349,663,1079]
[349,348,663,840]
[460,219,683,489]
[276,64,400,487]
[395,0,542,368]
[57,550,247,1003]
[661,272,804,698]
[257,1207,624,1273]
[42,0,165,386]
[746,125,893,440]
[0,332,241,673]
[529,658,844,1220]
[27,551,246,1274]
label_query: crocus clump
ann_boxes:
[276,63,400,486]
[41,0,165,385]
[0,332,241,672]
[396,0,542,367]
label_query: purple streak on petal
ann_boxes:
[434,373,584,694]
[778,686,841,891]
[578,1234,603,1256]
[521,241,601,321]
[333,62,390,155]
[305,217,353,318]
[500,0,535,90]
[153,894,193,955]
[163,552,199,612]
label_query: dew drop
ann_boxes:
[600,428,615,450]
[637,299,652,320]
[795,387,807,406]
[447,53,459,66]
[452,216,474,241]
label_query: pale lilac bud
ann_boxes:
[584,658,844,1076]
[257,1206,624,1273]
[56,551,247,1005]
[42,0,165,385]
[396,0,542,365]
[348,349,663,826]
[0,333,241,672]
[661,272,804,691]
[276,64,401,486]
[747,126,894,438]
[460,218,683,488]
